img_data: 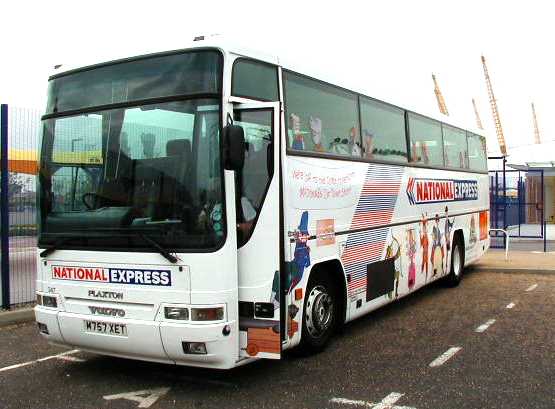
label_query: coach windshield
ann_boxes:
[38,50,226,252]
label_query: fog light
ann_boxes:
[164,307,189,320]
[182,341,207,355]
[222,325,231,336]
[42,295,57,308]
[191,307,224,321]
[37,322,49,335]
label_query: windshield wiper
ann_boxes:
[39,236,83,258]
[138,233,178,264]
[41,228,179,264]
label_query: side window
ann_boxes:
[359,97,408,162]
[467,133,488,171]
[408,114,444,166]
[284,72,361,157]
[233,109,273,246]
[442,125,468,169]
[232,59,279,101]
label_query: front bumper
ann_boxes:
[34,306,238,369]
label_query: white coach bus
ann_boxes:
[35,39,489,369]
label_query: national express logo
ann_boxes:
[52,266,171,286]
[406,177,478,205]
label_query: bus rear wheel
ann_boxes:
[445,236,464,287]
[300,274,336,352]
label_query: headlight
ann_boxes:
[190,307,224,321]
[164,306,189,320]
[182,341,207,355]
[42,295,58,308]
[37,294,58,308]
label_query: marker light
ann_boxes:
[190,307,224,321]
[164,307,189,320]
[182,342,207,355]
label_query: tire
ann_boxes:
[445,236,464,287]
[299,273,337,352]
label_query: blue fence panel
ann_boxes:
[1,104,10,309]
[1,105,42,308]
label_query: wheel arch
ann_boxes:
[305,258,348,325]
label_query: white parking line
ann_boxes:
[0,349,80,373]
[57,355,85,363]
[429,347,462,367]
[525,284,538,292]
[506,302,516,309]
[330,392,415,409]
[330,397,374,408]
[475,319,496,333]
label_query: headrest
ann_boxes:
[166,139,191,157]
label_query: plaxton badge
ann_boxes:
[52,265,171,286]
[406,178,478,205]
[88,290,124,300]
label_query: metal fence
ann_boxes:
[1,104,42,309]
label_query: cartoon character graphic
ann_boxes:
[406,229,417,289]
[309,116,324,152]
[363,129,375,159]
[286,211,311,293]
[329,126,362,156]
[431,214,445,276]
[386,236,402,299]
[420,214,430,281]
[287,304,300,338]
[270,270,280,310]
[349,127,362,156]
[421,142,430,164]
[329,137,349,155]
[469,215,477,245]
[411,141,419,162]
[444,206,455,272]
[290,113,304,150]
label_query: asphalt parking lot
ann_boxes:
[0,270,553,409]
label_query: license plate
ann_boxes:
[84,320,127,337]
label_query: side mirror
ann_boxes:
[223,124,245,170]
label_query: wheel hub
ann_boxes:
[305,285,334,339]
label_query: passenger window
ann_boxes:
[232,59,279,101]
[442,125,468,168]
[467,133,488,171]
[408,114,444,166]
[233,109,273,246]
[359,97,408,162]
[284,72,361,157]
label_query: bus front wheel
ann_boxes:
[300,274,336,352]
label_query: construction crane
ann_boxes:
[531,102,541,144]
[481,55,507,155]
[432,73,449,116]
[472,98,484,130]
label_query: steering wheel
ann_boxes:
[81,192,102,210]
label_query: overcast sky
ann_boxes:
[1,0,554,157]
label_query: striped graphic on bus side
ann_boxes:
[341,164,404,298]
